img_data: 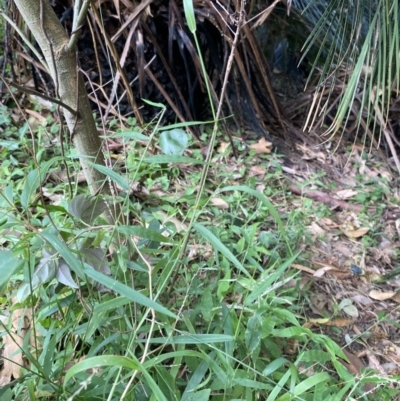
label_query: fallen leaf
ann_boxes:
[217,142,230,154]
[25,109,47,124]
[369,290,396,301]
[335,189,358,200]
[249,137,272,154]
[0,298,31,385]
[249,166,266,176]
[341,226,370,238]
[308,222,325,236]
[210,198,229,209]
[313,265,342,278]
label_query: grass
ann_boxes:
[0,101,399,401]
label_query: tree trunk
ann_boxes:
[12,0,117,224]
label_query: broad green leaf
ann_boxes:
[276,372,330,401]
[299,350,331,363]
[263,358,289,376]
[244,253,299,306]
[274,327,312,338]
[143,155,206,164]
[41,230,85,279]
[186,389,211,401]
[233,378,273,390]
[87,162,130,191]
[103,131,149,141]
[245,314,262,353]
[64,355,137,383]
[20,160,57,209]
[200,288,213,321]
[83,267,178,319]
[56,261,78,289]
[20,169,40,210]
[79,246,110,275]
[137,334,234,344]
[194,223,252,279]
[216,185,289,249]
[0,251,24,294]
[266,368,292,401]
[68,194,107,224]
[118,225,174,243]
[64,355,168,400]
[181,359,210,401]
[159,129,188,156]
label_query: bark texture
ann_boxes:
[13,0,117,224]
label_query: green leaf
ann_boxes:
[185,389,211,401]
[20,169,40,210]
[200,288,213,321]
[143,155,206,164]
[263,358,290,376]
[68,194,107,224]
[137,334,234,344]
[194,223,253,279]
[64,354,168,401]
[183,0,196,33]
[87,162,130,191]
[244,253,299,306]
[159,129,188,156]
[41,230,85,279]
[83,267,178,319]
[56,260,78,289]
[245,314,262,353]
[0,251,24,294]
[276,372,330,401]
[216,185,290,250]
[118,225,174,244]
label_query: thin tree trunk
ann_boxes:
[12,0,117,224]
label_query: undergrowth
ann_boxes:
[0,103,395,401]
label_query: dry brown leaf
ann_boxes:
[309,222,325,236]
[335,189,358,200]
[249,165,266,177]
[248,137,272,154]
[297,144,326,161]
[313,265,342,278]
[369,290,396,301]
[291,263,316,275]
[217,142,230,154]
[391,291,400,303]
[0,298,31,385]
[210,198,229,209]
[25,109,47,124]
[341,226,370,238]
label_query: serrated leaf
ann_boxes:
[56,260,78,288]
[159,129,188,156]
[68,194,107,224]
